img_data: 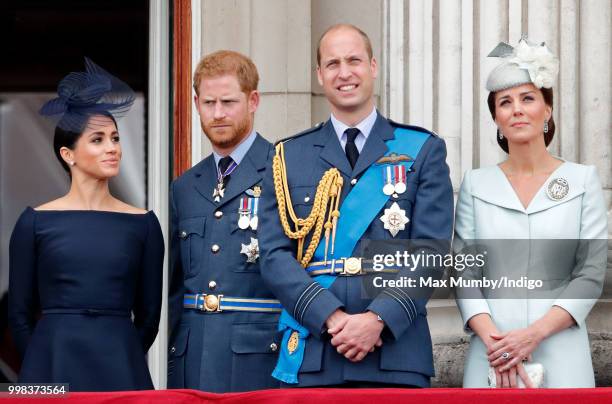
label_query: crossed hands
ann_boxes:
[485,327,543,388]
[325,309,384,363]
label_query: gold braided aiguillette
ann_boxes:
[273,142,343,267]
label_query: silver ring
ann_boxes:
[501,352,511,360]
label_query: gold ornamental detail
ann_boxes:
[273,142,344,267]
[287,331,300,354]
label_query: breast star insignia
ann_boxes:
[240,237,260,263]
[379,202,409,237]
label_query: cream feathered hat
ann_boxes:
[486,38,559,92]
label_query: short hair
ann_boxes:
[316,24,374,66]
[193,50,259,96]
[487,87,555,154]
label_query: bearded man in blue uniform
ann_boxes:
[258,24,453,388]
[168,50,281,392]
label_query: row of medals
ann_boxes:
[238,185,261,230]
[380,164,410,237]
[238,186,261,263]
[212,173,261,263]
[382,164,407,196]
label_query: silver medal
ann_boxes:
[238,214,250,230]
[383,183,395,196]
[240,237,259,263]
[394,182,407,194]
[546,177,569,201]
[250,216,259,231]
[379,202,409,237]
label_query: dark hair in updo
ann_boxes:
[486,87,555,154]
[53,113,118,173]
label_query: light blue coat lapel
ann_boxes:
[471,162,586,215]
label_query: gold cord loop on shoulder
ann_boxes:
[273,142,343,267]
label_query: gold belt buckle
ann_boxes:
[342,257,363,276]
[198,294,223,312]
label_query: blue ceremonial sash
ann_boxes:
[272,128,430,383]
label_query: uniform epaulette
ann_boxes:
[388,119,440,138]
[274,122,325,146]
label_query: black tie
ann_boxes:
[218,156,234,186]
[344,128,360,169]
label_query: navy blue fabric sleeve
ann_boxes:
[168,181,185,341]
[8,208,39,359]
[367,136,454,339]
[133,212,164,352]
[258,150,344,337]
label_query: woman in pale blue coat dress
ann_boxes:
[454,39,607,388]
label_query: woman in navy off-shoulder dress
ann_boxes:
[8,59,164,391]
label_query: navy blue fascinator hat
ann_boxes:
[39,58,135,133]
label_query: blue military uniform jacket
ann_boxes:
[258,113,453,387]
[168,134,280,392]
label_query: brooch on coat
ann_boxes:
[546,177,569,201]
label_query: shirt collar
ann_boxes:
[213,129,257,169]
[330,107,377,142]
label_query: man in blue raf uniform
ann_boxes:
[168,50,281,392]
[259,24,453,387]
